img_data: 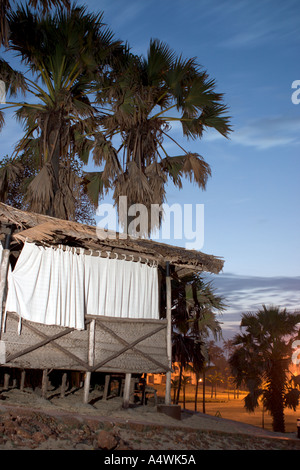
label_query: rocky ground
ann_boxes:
[0,387,300,451]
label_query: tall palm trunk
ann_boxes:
[202,368,206,414]
[194,374,199,412]
[48,127,61,217]
[269,362,286,432]
[175,362,183,405]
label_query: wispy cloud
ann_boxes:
[201,115,300,150]
[217,0,300,49]
[230,116,300,150]
[207,272,300,339]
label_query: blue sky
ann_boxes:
[1,0,300,340]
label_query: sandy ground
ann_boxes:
[0,386,300,452]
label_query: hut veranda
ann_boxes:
[0,202,224,409]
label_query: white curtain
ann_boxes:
[5,242,86,330]
[84,254,159,319]
[5,242,159,330]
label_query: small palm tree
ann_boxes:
[229,305,300,433]
[206,370,223,398]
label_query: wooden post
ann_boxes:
[41,369,48,398]
[20,370,26,391]
[165,261,172,406]
[123,373,132,409]
[0,226,14,338]
[60,372,68,398]
[4,372,9,389]
[83,319,95,404]
[103,374,110,400]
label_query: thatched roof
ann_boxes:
[0,202,224,276]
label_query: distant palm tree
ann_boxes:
[181,375,190,409]
[85,39,231,234]
[171,377,179,404]
[185,362,204,412]
[172,332,201,405]
[0,5,120,219]
[170,272,224,405]
[206,370,223,398]
[229,305,300,433]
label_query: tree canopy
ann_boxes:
[0,2,231,227]
[229,305,300,433]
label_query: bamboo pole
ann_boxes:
[165,261,172,405]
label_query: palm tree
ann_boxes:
[85,39,231,234]
[171,377,179,404]
[0,153,96,224]
[0,0,70,46]
[181,374,190,409]
[206,370,223,398]
[0,4,121,219]
[1,1,70,129]
[229,305,300,433]
[170,271,224,405]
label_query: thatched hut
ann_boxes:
[0,202,223,407]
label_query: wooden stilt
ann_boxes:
[4,372,9,389]
[41,369,48,398]
[83,319,95,404]
[103,374,110,400]
[123,373,131,409]
[20,370,26,391]
[83,371,91,404]
[165,261,172,406]
[60,372,67,398]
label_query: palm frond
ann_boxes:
[0,158,24,201]
[0,58,27,96]
[26,162,54,214]
[82,171,106,206]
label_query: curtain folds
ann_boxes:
[5,242,159,330]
